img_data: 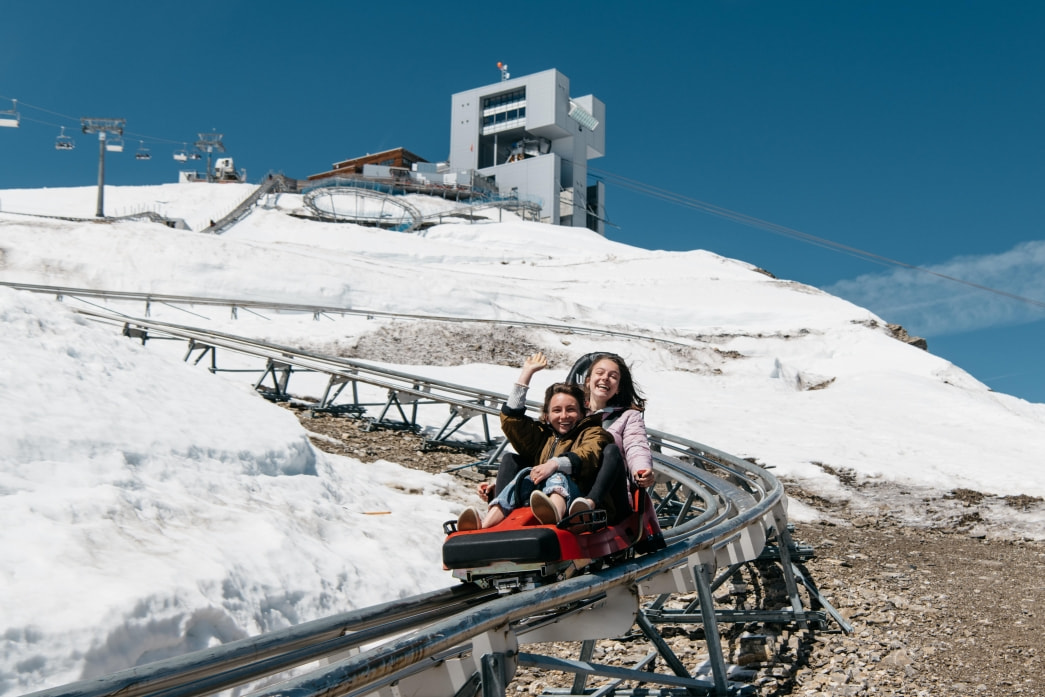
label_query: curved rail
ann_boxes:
[17,293,847,697]
[303,184,423,231]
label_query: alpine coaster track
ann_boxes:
[11,286,852,697]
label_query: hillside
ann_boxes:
[1,183,1044,694]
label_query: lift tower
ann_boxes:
[81,118,126,217]
[194,132,225,183]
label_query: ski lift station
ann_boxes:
[448,67,606,233]
[310,68,606,234]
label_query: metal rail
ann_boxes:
[0,281,697,349]
[19,297,848,697]
[201,174,287,235]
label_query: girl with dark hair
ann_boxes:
[571,353,656,519]
[478,351,659,529]
[457,352,611,530]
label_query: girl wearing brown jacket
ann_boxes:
[457,352,611,530]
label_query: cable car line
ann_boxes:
[0,93,207,159]
[589,166,1045,312]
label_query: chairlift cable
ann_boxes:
[588,166,1045,312]
[0,94,213,155]
[0,96,79,123]
[18,114,68,130]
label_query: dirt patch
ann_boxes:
[288,407,480,476]
[341,323,567,368]
[291,411,1045,696]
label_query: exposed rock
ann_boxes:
[887,322,928,350]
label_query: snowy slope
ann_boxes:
[1,183,1044,694]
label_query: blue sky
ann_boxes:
[2,1,1044,402]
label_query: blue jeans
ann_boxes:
[489,466,579,515]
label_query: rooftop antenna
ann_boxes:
[497,61,510,81]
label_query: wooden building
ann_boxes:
[308,147,428,181]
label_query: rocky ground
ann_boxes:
[290,408,1045,697]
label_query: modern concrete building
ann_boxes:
[448,68,606,233]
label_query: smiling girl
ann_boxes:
[456,352,611,530]
[571,353,657,523]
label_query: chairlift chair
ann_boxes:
[189,151,202,160]
[105,136,125,153]
[55,126,75,151]
[135,141,151,160]
[173,144,189,162]
[0,98,19,128]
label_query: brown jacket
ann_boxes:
[500,406,614,517]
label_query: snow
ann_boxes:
[1,183,1044,694]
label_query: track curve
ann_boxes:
[13,287,848,697]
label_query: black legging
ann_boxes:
[493,445,631,522]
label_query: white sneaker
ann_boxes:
[530,490,560,525]
[569,497,594,516]
[457,506,481,531]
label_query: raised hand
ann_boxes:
[517,351,548,386]
[524,351,548,372]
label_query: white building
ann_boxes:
[448,68,606,234]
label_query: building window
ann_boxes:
[482,87,525,112]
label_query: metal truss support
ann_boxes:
[769,505,809,632]
[569,640,596,695]
[480,652,508,697]
[426,401,497,452]
[517,652,752,697]
[368,386,423,432]
[184,339,217,372]
[636,610,700,693]
[254,359,293,401]
[122,323,148,345]
[789,561,853,634]
[643,514,851,639]
[692,561,729,696]
[309,373,366,417]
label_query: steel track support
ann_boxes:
[517,653,743,696]
[480,652,507,697]
[427,403,497,451]
[635,610,698,694]
[789,561,854,633]
[319,374,352,409]
[371,383,427,430]
[693,560,729,696]
[184,339,217,372]
[254,359,293,401]
[473,626,516,697]
[769,505,807,631]
[570,639,596,694]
